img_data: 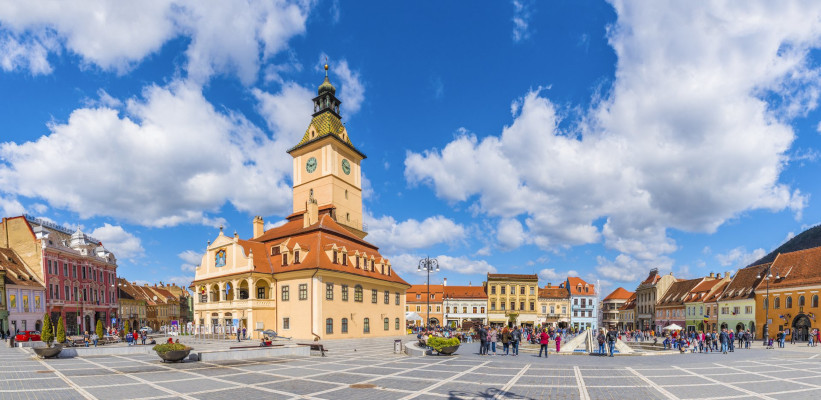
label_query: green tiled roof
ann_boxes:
[293,111,353,148]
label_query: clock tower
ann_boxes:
[288,64,367,238]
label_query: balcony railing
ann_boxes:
[196,299,276,311]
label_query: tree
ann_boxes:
[56,316,66,344]
[124,320,130,336]
[41,314,54,347]
[96,319,104,339]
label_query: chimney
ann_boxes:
[725,271,730,278]
[443,278,447,286]
[303,196,318,228]
[253,216,264,239]
[709,272,715,278]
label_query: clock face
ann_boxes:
[306,157,317,173]
[341,159,351,175]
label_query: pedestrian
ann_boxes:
[728,330,734,352]
[511,326,521,356]
[808,330,815,347]
[141,330,147,345]
[242,327,247,340]
[92,332,98,347]
[478,325,488,356]
[555,333,562,353]
[815,329,820,347]
[607,327,617,357]
[538,329,550,358]
[720,328,729,354]
[501,327,511,355]
[597,329,607,355]
[489,327,498,355]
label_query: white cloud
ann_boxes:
[264,219,288,230]
[511,0,533,43]
[89,223,144,261]
[497,218,526,250]
[365,213,466,254]
[178,250,202,272]
[0,0,311,84]
[388,253,497,280]
[0,194,25,216]
[595,254,674,283]
[538,268,577,283]
[406,1,821,268]
[0,80,294,227]
[164,275,194,288]
[716,246,766,268]
[0,33,54,74]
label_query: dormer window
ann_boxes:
[271,247,280,256]
[294,250,300,264]
[332,250,338,264]
[282,253,289,266]
[381,265,385,275]
[342,253,347,266]
[356,257,360,269]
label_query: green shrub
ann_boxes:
[123,321,130,336]
[96,320,104,339]
[56,316,66,344]
[41,314,54,346]
[152,343,190,354]
[426,337,460,352]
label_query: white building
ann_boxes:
[1,248,47,334]
[444,285,487,327]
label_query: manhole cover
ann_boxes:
[349,384,377,389]
[36,371,54,374]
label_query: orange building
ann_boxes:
[406,284,444,327]
[755,246,821,341]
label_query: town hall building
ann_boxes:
[191,64,410,339]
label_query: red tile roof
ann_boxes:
[444,286,487,299]
[539,287,569,299]
[0,247,42,287]
[717,263,770,301]
[567,277,595,296]
[768,246,821,290]
[618,293,637,310]
[704,281,729,303]
[658,278,704,307]
[603,287,634,301]
[407,285,444,302]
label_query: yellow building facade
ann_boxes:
[192,65,410,340]
[485,274,540,327]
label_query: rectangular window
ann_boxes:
[356,257,360,268]
[395,292,400,305]
[63,263,68,276]
[363,318,370,333]
[574,298,578,305]
[65,286,69,300]
[510,302,515,310]
[283,318,290,330]
[82,267,86,279]
[326,283,334,300]
[325,318,333,334]
[481,307,485,313]
[550,306,555,314]
[574,311,578,317]
[282,253,288,266]
[333,251,338,264]
[384,290,390,304]
[472,307,477,314]
[491,302,496,311]
[72,265,76,278]
[501,302,505,311]
[372,289,378,303]
[530,302,534,311]
[520,301,525,311]
[384,318,389,331]
[530,286,535,295]
[299,284,308,300]
[733,306,740,315]
[501,286,506,295]
[341,318,348,333]
[83,289,87,302]
[47,260,52,274]
[463,306,467,313]
[281,285,290,301]
[520,286,525,295]
[562,306,567,314]
[430,294,435,299]
[342,253,347,265]
[745,306,753,314]
[294,250,300,264]
[342,285,349,301]
[416,305,421,312]
[257,287,265,299]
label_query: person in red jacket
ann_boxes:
[538,329,550,358]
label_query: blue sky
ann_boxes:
[1,1,820,296]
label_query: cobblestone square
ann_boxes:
[4,337,821,399]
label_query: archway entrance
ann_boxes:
[735,323,745,333]
[428,318,439,327]
[793,314,811,341]
[84,315,91,333]
[749,321,755,336]
[720,322,728,330]
[35,320,42,331]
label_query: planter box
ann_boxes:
[436,345,460,355]
[33,345,63,359]
[156,349,192,363]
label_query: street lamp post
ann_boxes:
[418,257,439,330]
[757,265,780,346]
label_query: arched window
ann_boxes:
[813,295,819,308]
[341,318,348,333]
[354,285,363,302]
[799,296,806,307]
[325,318,333,334]
[774,297,780,309]
[395,318,400,330]
[363,318,370,333]
[384,318,389,331]
[786,296,792,309]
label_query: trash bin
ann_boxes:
[394,339,402,354]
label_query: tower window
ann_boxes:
[346,212,350,221]
[345,190,348,199]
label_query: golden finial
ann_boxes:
[324,56,329,77]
